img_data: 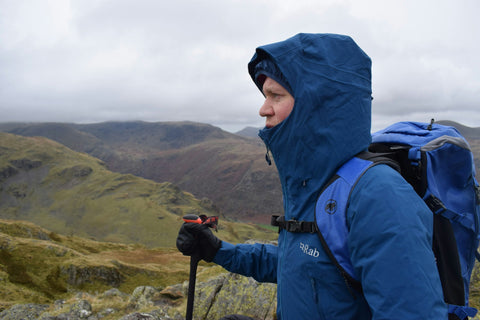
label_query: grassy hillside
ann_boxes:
[131,137,282,223]
[0,218,226,313]
[0,132,277,247]
[2,219,480,316]
[0,122,115,160]
[0,121,284,222]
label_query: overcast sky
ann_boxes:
[1,0,479,132]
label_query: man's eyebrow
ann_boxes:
[263,86,273,94]
[263,83,282,94]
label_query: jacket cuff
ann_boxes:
[212,241,234,265]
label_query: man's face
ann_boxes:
[259,77,295,128]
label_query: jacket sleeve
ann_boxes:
[212,241,278,283]
[347,164,447,319]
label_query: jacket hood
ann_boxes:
[249,33,372,219]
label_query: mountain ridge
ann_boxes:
[1,120,478,222]
[0,121,283,222]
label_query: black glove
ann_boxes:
[176,223,221,262]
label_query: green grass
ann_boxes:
[0,219,188,309]
[0,216,277,311]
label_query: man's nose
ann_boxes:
[259,100,273,117]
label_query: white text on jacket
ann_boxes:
[300,242,319,257]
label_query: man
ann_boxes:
[177,33,447,319]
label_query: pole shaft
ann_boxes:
[186,256,200,320]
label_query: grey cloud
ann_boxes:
[0,0,479,130]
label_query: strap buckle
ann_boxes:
[285,220,304,233]
[271,215,317,233]
[425,195,447,215]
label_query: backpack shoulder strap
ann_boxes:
[314,154,397,293]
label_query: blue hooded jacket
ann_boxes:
[213,33,447,319]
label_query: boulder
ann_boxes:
[69,299,92,319]
[129,286,159,309]
[194,272,277,320]
[160,283,184,300]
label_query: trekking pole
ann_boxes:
[186,253,200,320]
[182,214,219,320]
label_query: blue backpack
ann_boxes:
[315,121,480,320]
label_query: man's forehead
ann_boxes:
[263,77,287,91]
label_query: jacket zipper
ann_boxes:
[278,181,288,318]
[265,145,272,166]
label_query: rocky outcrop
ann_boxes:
[0,303,49,320]
[9,158,43,170]
[61,264,124,287]
[59,165,93,178]
[194,272,277,320]
[0,271,277,320]
[0,165,18,182]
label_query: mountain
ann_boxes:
[0,122,118,171]
[0,122,283,222]
[72,122,282,222]
[1,120,479,224]
[0,132,277,247]
[437,120,480,139]
[235,126,262,139]
[74,121,235,151]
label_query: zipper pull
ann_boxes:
[427,118,435,131]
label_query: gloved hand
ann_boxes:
[176,223,221,262]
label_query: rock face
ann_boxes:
[194,273,277,320]
[0,303,49,320]
[0,272,277,320]
[62,264,124,287]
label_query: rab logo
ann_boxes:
[300,242,319,258]
[325,199,337,214]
